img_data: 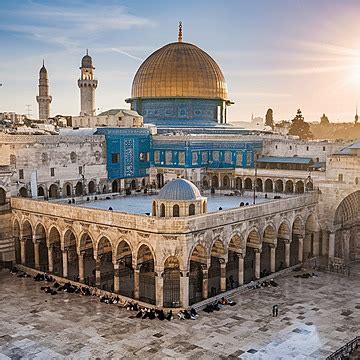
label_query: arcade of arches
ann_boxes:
[12,211,320,309]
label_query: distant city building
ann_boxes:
[78,51,98,116]
[36,61,52,121]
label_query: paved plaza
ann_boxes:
[0,268,359,359]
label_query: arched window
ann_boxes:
[173,204,179,217]
[70,152,77,163]
[338,174,343,182]
[189,204,195,216]
[160,203,165,217]
[152,201,156,216]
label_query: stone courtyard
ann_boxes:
[0,267,359,359]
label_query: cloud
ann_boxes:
[109,48,144,61]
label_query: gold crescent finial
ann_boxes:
[178,21,183,42]
[42,59,45,66]
[86,48,89,55]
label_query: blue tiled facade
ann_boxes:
[95,128,151,180]
[127,98,227,127]
[96,128,262,180]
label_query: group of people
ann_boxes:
[248,278,279,289]
[203,297,236,313]
[294,272,318,279]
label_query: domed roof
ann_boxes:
[81,53,93,68]
[157,178,202,201]
[131,41,228,99]
[40,65,47,74]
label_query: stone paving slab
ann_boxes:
[0,269,359,359]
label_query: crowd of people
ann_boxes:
[203,297,236,313]
[247,278,279,289]
[294,272,318,279]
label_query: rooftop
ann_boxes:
[256,156,313,165]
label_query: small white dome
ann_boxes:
[157,178,201,201]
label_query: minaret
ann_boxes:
[78,50,98,116]
[36,60,52,121]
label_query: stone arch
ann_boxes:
[0,187,6,205]
[79,232,96,286]
[244,178,252,190]
[189,203,195,216]
[48,225,63,276]
[115,239,134,297]
[37,186,45,197]
[306,180,313,191]
[226,233,244,289]
[13,218,21,263]
[189,243,207,305]
[276,220,291,271]
[285,180,294,193]
[160,203,165,217]
[305,212,321,259]
[173,204,179,217]
[75,181,83,196]
[97,236,114,291]
[163,256,181,308]
[19,187,28,197]
[263,223,276,244]
[295,180,304,194]
[255,178,263,192]
[291,216,304,266]
[212,175,219,188]
[88,180,96,194]
[202,176,209,189]
[261,223,276,276]
[275,179,284,193]
[223,175,230,189]
[137,244,156,305]
[49,184,58,199]
[34,223,48,272]
[235,177,242,190]
[63,183,72,197]
[244,228,260,283]
[264,179,273,193]
[334,190,360,227]
[22,219,34,268]
[63,228,79,280]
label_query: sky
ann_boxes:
[2,0,360,123]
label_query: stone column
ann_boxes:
[201,265,208,300]
[180,271,189,308]
[20,238,26,265]
[313,231,320,256]
[219,259,227,292]
[237,253,244,285]
[133,268,140,299]
[298,236,304,263]
[95,258,101,287]
[155,270,164,308]
[62,249,68,278]
[270,244,276,273]
[254,249,261,279]
[285,241,290,268]
[113,263,120,293]
[78,251,85,282]
[34,240,40,270]
[47,244,53,273]
[328,231,335,258]
[343,229,351,264]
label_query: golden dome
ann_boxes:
[131,41,228,100]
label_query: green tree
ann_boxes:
[320,113,329,125]
[265,108,274,128]
[288,109,313,139]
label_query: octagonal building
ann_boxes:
[126,24,232,127]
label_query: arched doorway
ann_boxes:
[275,179,283,193]
[255,178,263,192]
[75,181,83,196]
[137,244,155,305]
[19,187,28,197]
[88,181,96,194]
[244,178,252,190]
[212,175,219,188]
[116,240,133,297]
[35,223,48,272]
[208,239,226,297]
[189,244,207,305]
[202,177,209,189]
[23,220,34,268]
[49,184,58,198]
[235,177,242,190]
[0,187,6,205]
[130,179,136,190]
[306,181,313,191]
[222,175,230,189]
[163,256,181,308]
[160,203,165,217]
[112,180,119,193]
[262,224,276,275]
[285,180,294,193]
[291,216,303,265]
[37,186,45,197]
[295,181,304,194]
[97,237,114,291]
[264,179,273,193]
[79,233,96,286]
[305,213,321,258]
[276,222,290,270]
[48,227,63,276]
[173,204,179,217]
[63,183,72,197]
[226,234,243,289]
[244,229,260,282]
[13,219,21,263]
[64,229,78,281]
